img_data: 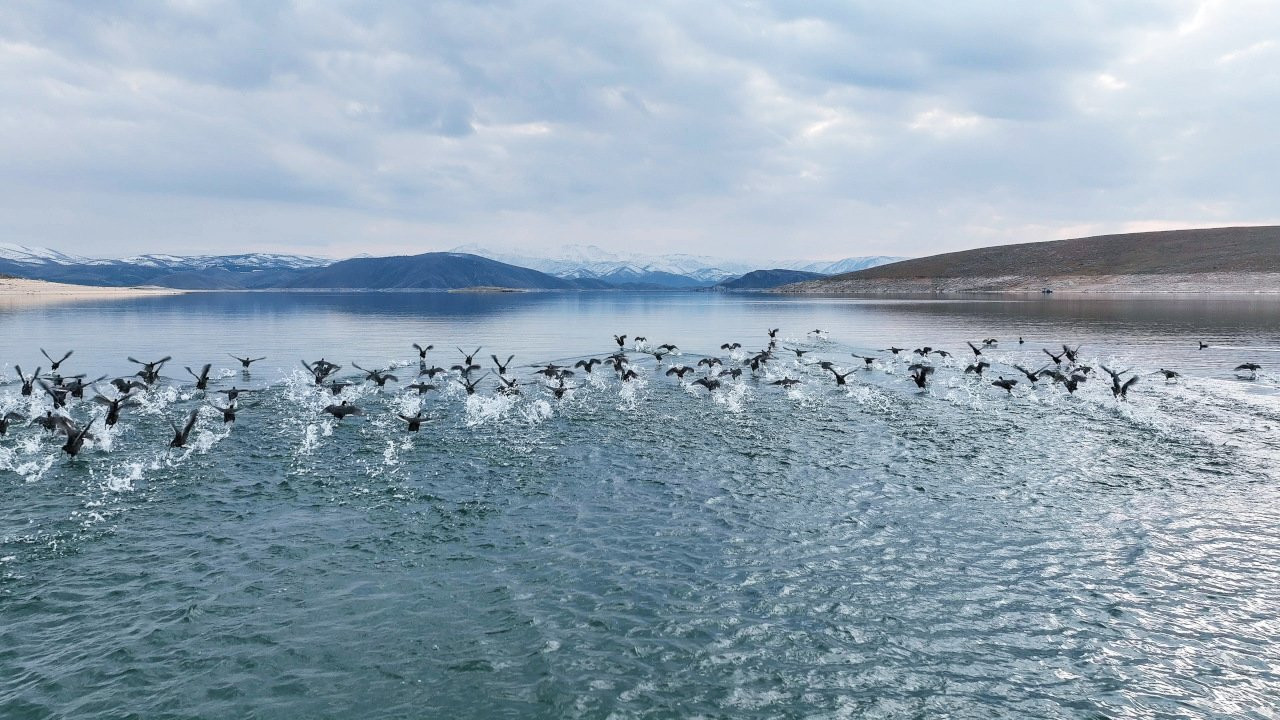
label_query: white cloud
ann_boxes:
[0,1,1276,261]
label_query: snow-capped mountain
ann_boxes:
[449,244,904,285]
[119,253,332,271]
[0,242,94,265]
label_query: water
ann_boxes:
[2,291,1280,718]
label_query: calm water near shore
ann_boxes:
[3,291,1280,718]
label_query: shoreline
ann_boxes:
[0,277,188,300]
[776,271,1280,295]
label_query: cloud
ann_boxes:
[0,1,1276,261]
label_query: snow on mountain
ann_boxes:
[0,243,332,271]
[786,256,905,275]
[0,242,93,265]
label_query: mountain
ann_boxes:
[449,243,903,286]
[781,226,1280,293]
[0,243,332,289]
[716,269,827,290]
[275,252,605,290]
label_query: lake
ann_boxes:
[3,291,1280,718]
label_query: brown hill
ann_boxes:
[783,226,1280,293]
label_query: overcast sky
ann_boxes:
[2,1,1277,261]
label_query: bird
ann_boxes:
[1062,374,1088,394]
[720,342,742,351]
[60,416,96,458]
[828,368,854,386]
[1062,344,1081,364]
[93,392,135,426]
[491,354,515,375]
[1235,363,1261,378]
[186,363,213,390]
[883,347,906,355]
[535,363,572,379]
[614,334,627,348]
[168,409,199,448]
[413,343,434,359]
[128,356,172,385]
[457,347,482,366]
[620,368,640,382]
[770,378,801,388]
[61,375,104,399]
[228,354,266,369]
[546,377,574,399]
[419,365,447,379]
[1112,375,1139,399]
[851,353,877,368]
[496,376,522,396]
[1043,348,1065,366]
[352,363,398,387]
[932,349,951,358]
[40,348,73,371]
[110,377,148,394]
[323,401,363,420]
[458,373,488,395]
[692,377,721,392]
[398,413,429,432]
[784,348,808,359]
[1013,365,1047,384]
[208,400,238,423]
[912,347,932,357]
[966,341,983,357]
[302,359,341,385]
[450,361,482,377]
[992,377,1017,394]
[405,382,438,394]
[15,365,41,396]
[1198,341,1210,350]
[657,343,679,353]
[697,357,722,369]
[1153,369,1180,382]
[906,364,934,389]
[767,329,780,339]
[666,365,695,379]
[38,380,69,409]
[0,411,24,435]
[964,361,990,376]
[574,358,602,374]
[1018,336,1025,345]
[324,381,352,396]
[214,386,253,401]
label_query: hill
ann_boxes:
[716,269,826,290]
[273,252,603,290]
[781,226,1280,293]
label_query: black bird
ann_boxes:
[992,377,1017,394]
[574,358,602,374]
[406,382,438,394]
[0,411,24,435]
[1013,364,1047,384]
[1112,375,1139,399]
[666,365,695,379]
[60,416,96,458]
[1154,369,1181,382]
[41,348,73,371]
[1018,336,1025,345]
[325,381,352,395]
[413,343,434,359]
[851,353,877,368]
[93,392,135,426]
[497,376,522,396]
[964,361,990,376]
[771,377,801,388]
[1062,344,1081,364]
[110,377,147,394]
[546,378,574,399]
[634,336,647,345]
[906,364,934,389]
[186,363,213,390]
[228,354,266,369]
[912,347,932,357]
[535,363,572,379]
[982,338,999,347]
[784,348,808,359]
[932,349,951,358]
[606,354,629,373]
[721,342,742,351]
[1235,363,1261,378]
[62,375,104,399]
[419,365,447,379]
[491,354,515,375]
[352,363,398,387]
[657,343,679,353]
[38,380,69,409]
[215,386,253,401]
[398,413,428,432]
[208,400,238,423]
[1198,341,1210,350]
[15,365,41,396]
[458,347,482,366]
[650,350,668,365]
[828,368,854,386]
[767,328,780,339]
[883,347,905,355]
[722,368,743,379]
[1043,348,1065,366]
[1100,365,1129,385]
[815,360,836,371]
[323,401,363,420]
[169,409,199,448]
[129,356,172,385]
[458,373,488,395]
[1062,374,1087,394]
[620,368,640,382]
[966,341,983,357]
[614,334,627,348]
[302,359,341,385]
[692,377,721,392]
[697,357,722,369]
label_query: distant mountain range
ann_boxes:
[714,268,827,290]
[0,241,904,291]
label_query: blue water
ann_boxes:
[2,291,1280,718]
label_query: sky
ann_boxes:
[1,1,1278,262]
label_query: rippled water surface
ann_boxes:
[2,291,1280,718]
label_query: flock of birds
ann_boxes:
[0,334,1264,460]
